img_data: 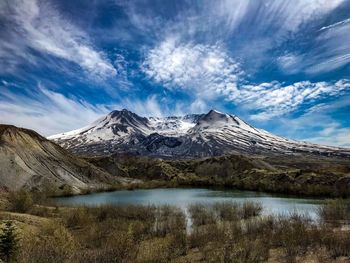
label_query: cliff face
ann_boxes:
[0,125,126,194]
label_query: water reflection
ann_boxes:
[54,188,324,219]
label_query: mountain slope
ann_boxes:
[0,125,128,193]
[49,109,350,159]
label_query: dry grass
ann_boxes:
[318,199,350,224]
[1,192,350,262]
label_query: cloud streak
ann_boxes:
[1,0,116,79]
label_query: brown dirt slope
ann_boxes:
[0,125,128,194]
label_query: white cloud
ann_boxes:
[0,83,110,136]
[214,0,347,75]
[119,95,164,117]
[277,54,302,74]
[0,39,38,74]
[257,94,350,147]
[0,81,188,136]
[212,0,343,34]
[245,80,350,120]
[190,99,209,114]
[309,128,350,147]
[299,121,350,147]
[261,0,343,32]
[3,0,116,79]
[306,21,350,74]
[143,37,242,100]
[319,17,350,31]
[143,37,350,120]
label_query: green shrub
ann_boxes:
[0,221,19,262]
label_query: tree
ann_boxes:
[0,221,19,262]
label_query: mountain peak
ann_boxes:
[109,108,134,117]
[205,109,229,118]
[208,109,224,115]
[198,109,232,125]
[48,108,349,159]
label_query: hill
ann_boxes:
[0,125,129,194]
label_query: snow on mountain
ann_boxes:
[48,109,350,158]
[148,114,202,136]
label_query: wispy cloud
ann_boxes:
[307,127,350,147]
[319,17,350,31]
[118,95,164,117]
[210,0,348,75]
[214,0,344,33]
[243,80,350,120]
[143,36,350,120]
[306,21,350,74]
[0,82,110,136]
[264,94,350,147]
[1,0,116,79]
[0,82,186,135]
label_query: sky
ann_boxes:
[0,0,350,147]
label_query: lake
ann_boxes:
[54,188,325,219]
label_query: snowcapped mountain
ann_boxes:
[48,109,350,159]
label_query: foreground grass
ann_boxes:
[0,192,350,263]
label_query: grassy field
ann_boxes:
[0,191,349,263]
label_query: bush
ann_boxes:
[6,200,350,262]
[318,199,350,224]
[63,208,92,228]
[153,206,186,237]
[202,238,269,263]
[241,201,263,219]
[188,204,217,226]
[323,231,350,258]
[7,190,33,213]
[273,214,312,263]
[19,222,76,263]
[213,202,240,221]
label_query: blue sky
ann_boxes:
[0,0,350,146]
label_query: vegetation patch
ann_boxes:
[0,191,349,262]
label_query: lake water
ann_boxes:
[54,188,325,219]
